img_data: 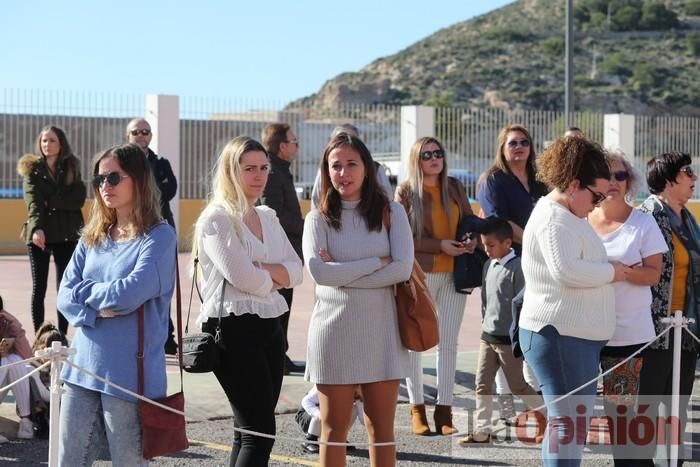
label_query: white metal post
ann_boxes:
[670,309,683,467]
[42,341,75,467]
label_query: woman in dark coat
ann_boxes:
[17,125,86,334]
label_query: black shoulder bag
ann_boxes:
[181,256,225,373]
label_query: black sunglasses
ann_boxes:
[129,129,151,136]
[420,149,445,161]
[585,186,607,206]
[612,170,629,182]
[92,172,129,189]
[680,166,695,178]
[507,139,530,149]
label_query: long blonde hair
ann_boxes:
[405,137,450,239]
[192,136,268,257]
[82,144,162,247]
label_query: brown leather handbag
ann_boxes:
[137,257,189,460]
[384,208,439,352]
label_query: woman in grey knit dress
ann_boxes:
[303,133,414,467]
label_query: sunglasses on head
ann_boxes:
[612,170,629,182]
[129,129,151,136]
[585,186,607,206]
[507,139,530,149]
[420,149,445,161]
[92,172,129,189]
[680,166,695,178]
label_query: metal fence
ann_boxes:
[179,97,401,198]
[435,107,605,198]
[2,90,700,200]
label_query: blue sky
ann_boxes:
[1,1,512,105]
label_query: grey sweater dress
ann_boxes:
[302,200,414,384]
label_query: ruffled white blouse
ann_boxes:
[195,204,303,325]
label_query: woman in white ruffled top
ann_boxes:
[193,136,303,467]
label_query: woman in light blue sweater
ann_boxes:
[57,143,176,466]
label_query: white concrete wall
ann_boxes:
[145,95,180,231]
[399,106,435,183]
[604,113,635,157]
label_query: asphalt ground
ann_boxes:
[1,253,700,466]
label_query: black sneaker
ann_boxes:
[285,356,306,374]
[302,434,319,454]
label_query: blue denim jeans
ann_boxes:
[59,382,148,466]
[520,326,606,467]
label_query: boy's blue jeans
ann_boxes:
[520,325,605,467]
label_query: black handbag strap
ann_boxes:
[185,255,225,339]
[138,251,184,395]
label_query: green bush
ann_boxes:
[599,51,632,77]
[687,0,700,16]
[540,36,565,56]
[640,2,678,30]
[612,6,642,30]
[629,63,660,91]
[482,28,532,42]
[689,32,700,56]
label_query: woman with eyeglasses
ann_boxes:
[17,125,87,335]
[395,136,476,436]
[636,152,700,466]
[519,137,630,466]
[588,151,667,467]
[56,143,176,465]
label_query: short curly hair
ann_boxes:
[537,137,610,192]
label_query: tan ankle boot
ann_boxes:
[410,404,431,435]
[434,404,458,435]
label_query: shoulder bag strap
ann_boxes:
[137,305,145,396]
[137,250,185,396]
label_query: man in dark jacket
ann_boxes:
[126,119,177,227]
[126,118,178,354]
[260,123,305,374]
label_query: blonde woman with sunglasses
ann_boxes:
[395,137,476,436]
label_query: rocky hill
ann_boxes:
[290,0,700,116]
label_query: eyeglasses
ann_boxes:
[92,172,129,188]
[612,170,629,182]
[129,129,151,136]
[680,166,695,177]
[585,186,607,206]
[283,140,299,146]
[507,139,530,149]
[420,149,445,161]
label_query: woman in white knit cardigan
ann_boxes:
[519,137,629,466]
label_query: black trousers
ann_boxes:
[278,288,293,353]
[203,313,284,467]
[27,242,76,335]
[637,337,698,467]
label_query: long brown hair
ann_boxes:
[82,143,162,247]
[318,133,388,231]
[35,125,78,185]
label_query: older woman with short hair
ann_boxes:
[637,151,700,466]
[588,151,667,467]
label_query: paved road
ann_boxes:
[2,254,700,465]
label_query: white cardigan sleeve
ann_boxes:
[538,221,615,288]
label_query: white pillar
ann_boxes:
[604,113,635,157]
[145,95,180,234]
[400,106,434,183]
